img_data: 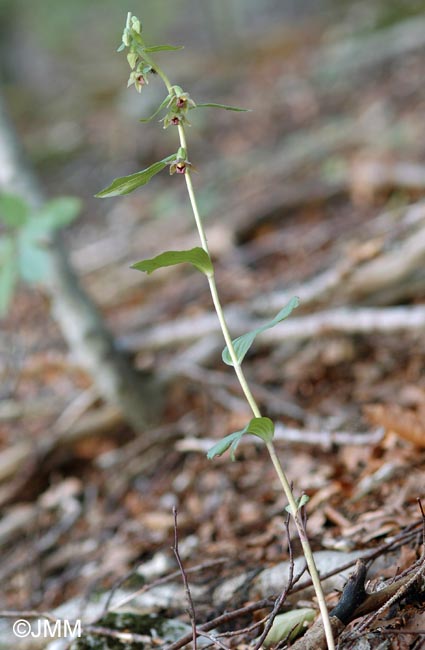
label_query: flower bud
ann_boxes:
[127,52,138,69]
[122,28,131,47]
[131,16,141,34]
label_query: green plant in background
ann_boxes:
[0,193,80,315]
[97,13,335,650]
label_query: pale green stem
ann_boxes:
[139,47,335,650]
[182,142,335,650]
[266,441,335,650]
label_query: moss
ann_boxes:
[72,612,190,650]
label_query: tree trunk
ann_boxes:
[0,90,162,432]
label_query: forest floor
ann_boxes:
[1,8,425,650]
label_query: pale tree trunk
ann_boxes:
[0,90,162,431]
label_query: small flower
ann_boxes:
[171,116,181,125]
[169,156,192,175]
[127,64,152,92]
[167,87,196,113]
[128,71,146,92]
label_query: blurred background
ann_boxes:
[0,1,425,647]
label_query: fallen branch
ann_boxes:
[0,90,161,431]
[120,304,425,355]
[177,423,384,453]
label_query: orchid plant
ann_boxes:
[96,13,335,650]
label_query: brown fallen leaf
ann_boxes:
[364,403,425,448]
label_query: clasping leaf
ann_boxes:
[139,95,172,123]
[132,247,213,277]
[285,494,310,516]
[143,44,183,53]
[95,155,176,198]
[222,296,299,366]
[207,416,274,461]
[195,102,250,112]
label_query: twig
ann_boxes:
[353,499,425,632]
[163,521,423,650]
[252,513,295,650]
[101,558,226,617]
[197,632,229,650]
[84,624,150,644]
[0,609,58,623]
[172,507,198,650]
[177,425,384,454]
[216,565,308,642]
[121,305,425,352]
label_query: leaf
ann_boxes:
[195,102,250,112]
[263,609,316,646]
[17,228,51,283]
[139,95,171,123]
[285,494,310,516]
[245,417,274,443]
[0,237,18,315]
[207,417,274,461]
[206,430,245,461]
[131,247,213,277]
[0,194,29,228]
[222,296,300,366]
[143,44,183,52]
[28,197,81,234]
[95,155,176,198]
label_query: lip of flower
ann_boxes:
[175,162,186,174]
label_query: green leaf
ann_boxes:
[143,44,183,52]
[285,494,310,516]
[207,417,274,461]
[95,155,176,198]
[222,296,300,366]
[0,237,18,315]
[206,430,245,461]
[139,95,171,123]
[131,247,213,277]
[17,228,51,283]
[0,194,29,228]
[28,197,81,234]
[264,609,316,646]
[195,102,250,112]
[245,417,274,443]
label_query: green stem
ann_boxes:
[141,49,172,93]
[266,441,335,650]
[140,49,335,650]
[181,160,260,416]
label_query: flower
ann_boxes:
[127,64,152,92]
